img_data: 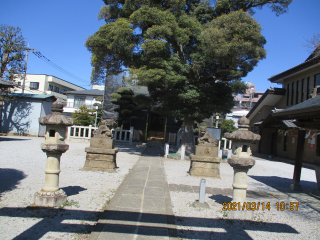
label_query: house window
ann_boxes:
[30,82,39,90]
[307,77,310,100]
[315,73,320,88]
[291,82,295,105]
[59,88,66,94]
[53,86,60,93]
[48,84,53,91]
[296,80,299,104]
[286,84,290,106]
[74,96,85,108]
[301,78,305,102]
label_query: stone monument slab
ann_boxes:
[90,138,114,149]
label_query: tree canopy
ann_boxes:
[86,0,292,153]
[0,25,26,81]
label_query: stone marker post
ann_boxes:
[35,100,75,207]
[193,178,209,208]
[225,116,260,220]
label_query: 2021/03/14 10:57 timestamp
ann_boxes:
[222,202,299,211]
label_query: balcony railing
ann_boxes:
[64,102,95,109]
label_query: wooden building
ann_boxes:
[247,47,320,190]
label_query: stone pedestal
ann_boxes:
[82,147,118,172]
[82,120,118,172]
[228,158,255,203]
[189,145,221,178]
[35,189,67,207]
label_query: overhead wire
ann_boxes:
[32,51,90,86]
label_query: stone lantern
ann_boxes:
[225,116,260,219]
[34,100,75,207]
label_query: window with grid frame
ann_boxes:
[30,82,39,90]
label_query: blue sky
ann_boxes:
[1,0,319,91]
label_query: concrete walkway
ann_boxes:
[89,143,177,240]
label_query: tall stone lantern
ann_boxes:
[225,116,260,219]
[34,100,75,207]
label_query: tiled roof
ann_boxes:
[65,89,104,96]
[273,94,320,115]
[0,78,15,87]
[3,93,56,99]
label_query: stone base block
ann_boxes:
[34,189,67,207]
[189,167,221,178]
[189,155,221,178]
[228,209,254,220]
[193,200,210,208]
[82,151,117,172]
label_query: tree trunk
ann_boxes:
[181,116,194,156]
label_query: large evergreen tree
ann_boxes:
[86,0,292,154]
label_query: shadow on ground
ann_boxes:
[60,186,87,197]
[249,175,318,192]
[0,168,26,196]
[0,137,31,142]
[209,195,232,205]
[0,208,299,239]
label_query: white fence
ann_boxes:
[67,125,98,142]
[113,127,133,145]
[67,125,133,145]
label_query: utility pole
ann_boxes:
[22,44,36,93]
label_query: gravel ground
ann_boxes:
[1,136,320,240]
[164,158,320,239]
[0,136,144,240]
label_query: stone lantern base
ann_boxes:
[34,189,67,207]
[82,147,119,172]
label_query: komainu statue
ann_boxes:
[198,126,218,147]
[93,119,117,138]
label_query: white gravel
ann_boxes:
[0,136,144,240]
[1,136,320,239]
[164,158,320,239]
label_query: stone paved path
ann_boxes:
[89,143,177,240]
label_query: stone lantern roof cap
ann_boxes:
[39,100,75,126]
[225,116,260,141]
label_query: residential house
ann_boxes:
[0,93,56,136]
[14,74,85,103]
[246,47,320,190]
[63,89,104,117]
[225,107,251,128]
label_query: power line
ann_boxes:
[32,51,90,85]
